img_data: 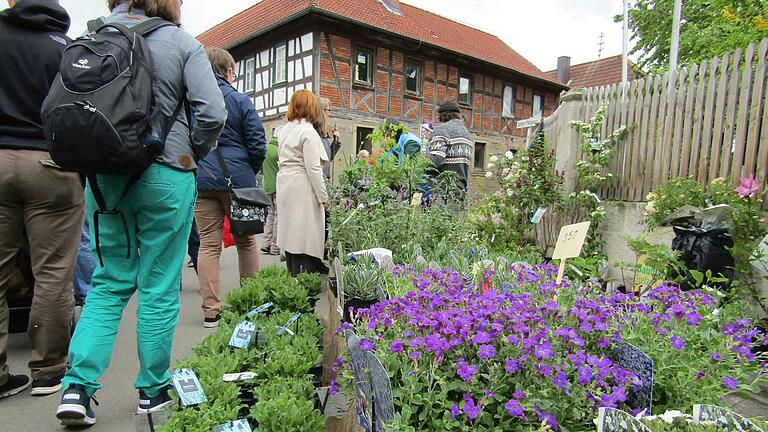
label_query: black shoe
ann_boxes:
[138,385,175,413]
[56,384,96,426]
[187,260,194,268]
[260,246,270,253]
[31,376,63,396]
[203,314,221,328]
[0,374,31,399]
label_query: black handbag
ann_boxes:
[215,148,270,235]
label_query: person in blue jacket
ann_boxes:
[196,47,266,328]
[384,117,422,160]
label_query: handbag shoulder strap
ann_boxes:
[215,147,233,188]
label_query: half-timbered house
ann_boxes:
[198,0,567,194]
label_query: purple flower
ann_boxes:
[670,335,685,350]
[685,312,702,326]
[553,369,568,388]
[505,399,526,418]
[535,406,558,430]
[534,341,554,359]
[711,352,721,361]
[450,404,461,420]
[504,358,520,374]
[513,390,526,400]
[329,378,339,395]
[577,364,593,385]
[463,394,482,419]
[723,376,739,390]
[410,351,421,360]
[470,331,493,344]
[478,344,496,359]
[390,339,403,353]
[358,338,376,352]
[456,358,478,383]
[695,371,706,379]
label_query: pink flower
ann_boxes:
[735,177,760,198]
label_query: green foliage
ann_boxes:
[642,177,707,227]
[226,267,318,315]
[470,134,563,252]
[619,0,768,72]
[342,259,384,301]
[161,268,324,431]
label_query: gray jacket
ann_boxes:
[104,4,226,171]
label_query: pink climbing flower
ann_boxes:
[735,177,760,198]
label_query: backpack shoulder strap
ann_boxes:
[86,17,107,33]
[131,17,175,36]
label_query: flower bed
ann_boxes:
[159,268,326,432]
[333,264,767,431]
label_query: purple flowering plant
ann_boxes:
[333,263,766,431]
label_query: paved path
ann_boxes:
[3,245,280,431]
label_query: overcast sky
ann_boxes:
[1,0,631,71]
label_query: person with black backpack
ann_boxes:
[0,0,83,400]
[48,0,226,426]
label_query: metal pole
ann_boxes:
[622,0,630,99]
[670,0,682,70]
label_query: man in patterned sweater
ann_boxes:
[427,100,475,192]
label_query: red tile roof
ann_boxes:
[198,0,559,84]
[543,55,645,89]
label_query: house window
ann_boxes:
[354,49,372,85]
[502,85,514,118]
[533,93,543,118]
[356,126,374,153]
[405,61,421,95]
[474,142,486,171]
[459,75,471,105]
[244,58,255,93]
[273,43,287,85]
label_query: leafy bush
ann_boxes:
[226,267,318,315]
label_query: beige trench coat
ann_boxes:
[276,120,329,259]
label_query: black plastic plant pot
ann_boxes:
[342,298,378,323]
[310,363,323,388]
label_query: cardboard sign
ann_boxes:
[277,312,301,336]
[611,341,654,414]
[222,372,256,382]
[552,221,591,260]
[245,302,273,319]
[633,255,664,292]
[516,117,541,129]
[596,407,651,432]
[229,321,257,349]
[693,404,765,431]
[214,419,253,432]
[171,369,207,406]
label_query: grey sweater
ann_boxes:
[105,4,226,171]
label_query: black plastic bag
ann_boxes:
[671,226,734,291]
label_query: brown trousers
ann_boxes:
[195,191,259,318]
[0,150,84,384]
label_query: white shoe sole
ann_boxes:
[136,399,175,414]
[203,320,220,328]
[31,382,62,396]
[57,404,96,426]
[0,380,31,399]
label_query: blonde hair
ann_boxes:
[206,47,235,77]
[107,0,182,26]
[287,90,320,124]
[314,97,332,138]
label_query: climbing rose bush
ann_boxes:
[334,264,767,432]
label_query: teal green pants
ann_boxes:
[63,163,196,398]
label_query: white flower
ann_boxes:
[505,151,515,159]
[485,171,493,178]
[487,163,495,169]
[506,189,513,196]
[489,155,499,163]
[658,410,684,424]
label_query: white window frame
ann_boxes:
[273,43,287,85]
[244,58,255,93]
[533,93,543,118]
[458,75,471,105]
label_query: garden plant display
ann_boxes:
[159,269,325,432]
[332,263,767,431]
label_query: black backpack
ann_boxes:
[41,18,184,265]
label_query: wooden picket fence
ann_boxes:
[553,38,768,203]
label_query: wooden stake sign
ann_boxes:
[552,221,591,283]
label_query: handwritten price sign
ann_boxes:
[552,221,591,283]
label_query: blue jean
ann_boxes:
[73,218,96,306]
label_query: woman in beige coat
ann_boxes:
[276,90,330,276]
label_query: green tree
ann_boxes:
[618,0,768,72]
